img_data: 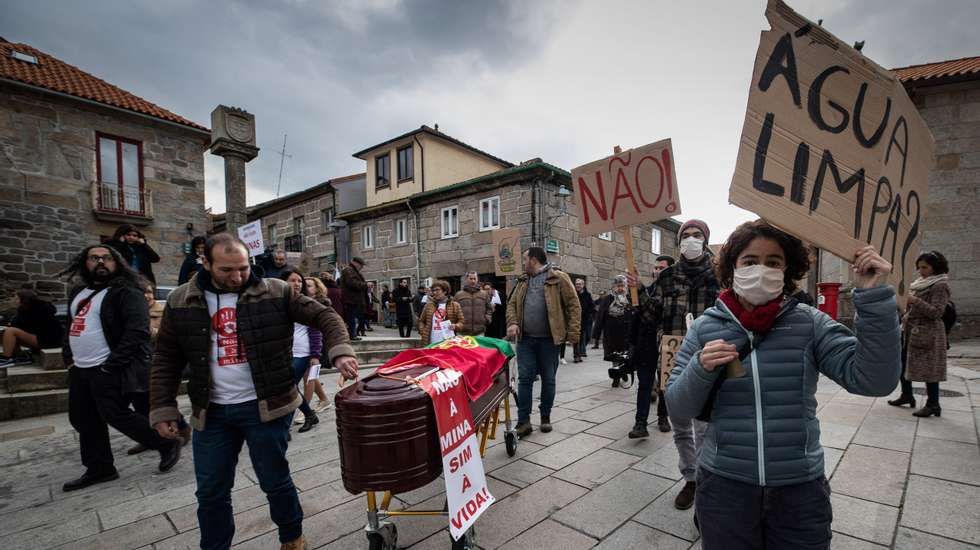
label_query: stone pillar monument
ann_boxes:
[210,106,259,231]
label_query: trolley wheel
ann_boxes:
[367,524,397,550]
[505,431,518,457]
[451,527,476,550]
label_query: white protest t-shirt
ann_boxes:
[205,291,258,405]
[68,288,111,368]
[292,323,310,358]
[490,291,501,307]
[430,303,455,343]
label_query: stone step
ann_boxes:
[5,366,68,393]
[354,348,411,366]
[0,387,70,421]
[350,337,419,353]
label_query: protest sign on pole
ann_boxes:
[237,220,265,257]
[417,368,495,541]
[572,140,681,305]
[493,228,521,276]
[730,0,935,306]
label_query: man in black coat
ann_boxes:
[392,278,415,337]
[573,279,594,363]
[60,244,180,492]
[106,224,160,284]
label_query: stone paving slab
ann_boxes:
[851,416,918,453]
[500,518,598,550]
[829,493,900,546]
[489,459,554,488]
[910,437,980,486]
[523,432,613,470]
[633,479,700,542]
[552,447,641,489]
[473,476,589,550]
[916,409,978,444]
[630,442,683,481]
[831,445,911,506]
[901,475,980,545]
[893,527,980,550]
[831,533,889,549]
[552,468,672,538]
[593,520,691,550]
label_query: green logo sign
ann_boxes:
[546,239,559,254]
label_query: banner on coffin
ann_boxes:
[729,0,935,305]
[417,368,495,541]
[572,139,681,236]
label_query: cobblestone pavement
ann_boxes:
[1,334,978,549]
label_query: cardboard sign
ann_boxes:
[237,221,264,258]
[493,228,521,276]
[418,368,495,541]
[659,334,683,391]
[730,0,935,304]
[572,139,681,236]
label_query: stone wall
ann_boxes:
[915,83,980,338]
[257,193,337,273]
[0,84,207,309]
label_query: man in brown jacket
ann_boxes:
[149,233,358,550]
[506,246,581,436]
[340,257,368,340]
[455,271,493,336]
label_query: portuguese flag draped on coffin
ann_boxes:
[376,336,514,401]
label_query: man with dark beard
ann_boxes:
[60,244,181,492]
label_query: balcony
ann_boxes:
[91,181,154,225]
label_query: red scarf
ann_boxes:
[720,289,783,335]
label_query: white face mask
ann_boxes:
[733,265,785,306]
[679,237,704,260]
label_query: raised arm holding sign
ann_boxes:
[729,0,935,306]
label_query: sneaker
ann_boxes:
[560,358,568,365]
[540,416,552,433]
[293,413,306,425]
[0,356,15,368]
[657,416,672,433]
[674,481,696,510]
[628,422,649,439]
[514,422,533,437]
[314,399,332,413]
[14,352,33,365]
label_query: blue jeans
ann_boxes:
[292,357,314,418]
[696,469,833,549]
[516,336,559,424]
[193,401,302,550]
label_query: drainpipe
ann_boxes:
[531,178,538,244]
[406,199,422,285]
[413,135,425,194]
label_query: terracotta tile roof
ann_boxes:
[0,39,208,132]
[894,55,980,84]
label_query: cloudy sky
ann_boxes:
[7,0,979,242]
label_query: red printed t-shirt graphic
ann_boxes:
[69,300,94,337]
[433,306,448,324]
[212,307,246,366]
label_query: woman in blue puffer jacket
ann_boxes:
[665,220,900,550]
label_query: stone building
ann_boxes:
[0,38,209,308]
[341,126,680,293]
[818,55,980,338]
[211,173,365,274]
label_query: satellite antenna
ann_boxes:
[275,133,292,197]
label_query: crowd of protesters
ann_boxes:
[0,215,958,550]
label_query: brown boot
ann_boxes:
[280,535,308,550]
[515,422,533,437]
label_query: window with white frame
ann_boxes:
[362,225,374,249]
[479,196,500,231]
[268,223,277,244]
[394,218,407,244]
[441,206,459,239]
[651,227,662,254]
[598,232,612,241]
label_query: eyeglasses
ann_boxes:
[87,254,115,263]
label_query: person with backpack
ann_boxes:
[888,251,952,418]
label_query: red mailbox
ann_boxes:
[816,283,842,320]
